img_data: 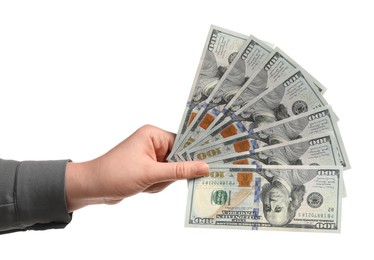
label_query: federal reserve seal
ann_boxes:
[307,192,323,208]
[292,100,308,115]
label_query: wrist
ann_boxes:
[65,161,104,212]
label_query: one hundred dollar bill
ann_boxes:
[192,69,328,150]
[167,25,247,162]
[182,105,350,169]
[172,36,273,155]
[185,165,343,232]
[203,132,342,169]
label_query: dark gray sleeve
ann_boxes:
[0,159,72,234]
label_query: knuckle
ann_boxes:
[175,163,189,180]
[136,124,154,135]
[141,124,156,132]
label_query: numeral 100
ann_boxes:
[315,223,337,229]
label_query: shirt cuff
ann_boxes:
[15,160,72,230]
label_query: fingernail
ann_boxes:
[193,162,209,176]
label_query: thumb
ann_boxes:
[155,161,209,182]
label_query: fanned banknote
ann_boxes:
[185,165,343,232]
[168,25,247,162]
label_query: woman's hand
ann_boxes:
[65,125,209,212]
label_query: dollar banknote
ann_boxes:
[185,165,343,232]
[181,105,350,168]
[171,36,273,156]
[167,25,247,162]
[192,68,328,150]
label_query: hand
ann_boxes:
[65,125,209,212]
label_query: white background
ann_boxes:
[0,0,372,259]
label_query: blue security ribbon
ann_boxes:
[212,107,220,116]
[254,178,261,203]
[250,139,258,149]
[251,161,262,172]
[236,121,246,132]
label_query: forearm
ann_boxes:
[0,159,72,234]
[65,161,109,212]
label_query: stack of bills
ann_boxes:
[168,25,350,232]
